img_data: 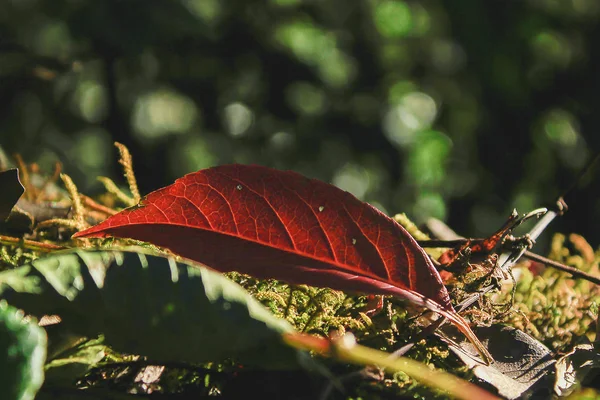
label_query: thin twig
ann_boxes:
[319,209,564,396]
[80,194,118,216]
[36,218,83,232]
[390,206,563,363]
[523,250,600,285]
[417,239,469,248]
[417,234,600,285]
[497,208,559,273]
[0,234,66,252]
[388,286,492,358]
[378,160,596,374]
[418,231,600,284]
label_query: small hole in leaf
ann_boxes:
[318,206,325,212]
[236,184,243,191]
[352,238,357,245]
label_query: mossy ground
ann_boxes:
[1,150,598,399]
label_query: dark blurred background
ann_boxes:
[1,0,599,247]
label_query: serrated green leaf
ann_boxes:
[0,301,46,400]
[0,267,43,294]
[0,248,299,368]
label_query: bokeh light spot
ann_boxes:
[74,81,108,123]
[270,131,296,150]
[543,109,579,147]
[34,21,72,57]
[407,130,452,187]
[270,0,302,6]
[275,20,335,65]
[412,192,446,222]
[69,128,111,175]
[223,102,254,137]
[132,89,198,139]
[430,39,466,74]
[182,0,221,22]
[374,1,413,38]
[333,163,370,200]
[531,30,572,68]
[170,135,218,177]
[286,82,327,116]
[318,50,356,88]
[383,92,437,146]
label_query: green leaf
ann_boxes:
[0,267,43,294]
[0,301,47,400]
[0,248,299,368]
[44,336,106,387]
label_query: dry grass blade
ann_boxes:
[284,333,501,400]
[114,142,141,204]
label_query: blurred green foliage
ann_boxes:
[1,0,599,244]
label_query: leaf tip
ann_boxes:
[71,225,107,239]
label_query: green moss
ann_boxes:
[495,233,600,351]
[2,152,598,398]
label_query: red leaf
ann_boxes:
[74,165,491,362]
